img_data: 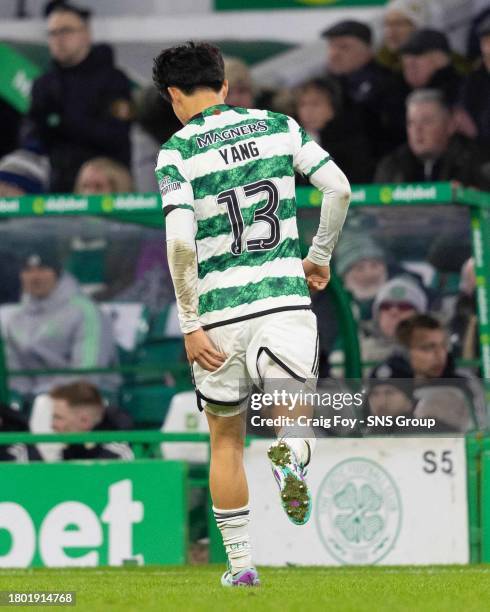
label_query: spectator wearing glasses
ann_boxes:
[22,0,132,192]
[360,275,428,369]
[329,275,428,376]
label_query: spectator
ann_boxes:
[330,275,427,375]
[3,243,120,398]
[0,149,51,303]
[74,157,133,194]
[22,1,132,192]
[400,29,462,106]
[364,368,416,434]
[334,233,388,321]
[0,404,42,462]
[377,0,429,73]
[224,56,255,108]
[322,19,406,158]
[362,275,428,364]
[458,16,490,147]
[375,89,490,189]
[295,78,374,182]
[374,314,486,431]
[0,149,50,197]
[50,381,133,460]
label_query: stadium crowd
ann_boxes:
[0,0,489,458]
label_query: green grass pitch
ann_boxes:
[1,566,489,612]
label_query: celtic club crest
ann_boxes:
[315,458,402,564]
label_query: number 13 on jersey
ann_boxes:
[217,179,280,256]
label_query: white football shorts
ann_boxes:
[191,308,319,416]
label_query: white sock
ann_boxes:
[213,504,252,574]
[278,427,316,467]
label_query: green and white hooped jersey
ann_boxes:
[156,104,332,329]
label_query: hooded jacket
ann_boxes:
[5,273,119,396]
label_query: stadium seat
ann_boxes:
[100,302,150,352]
[120,384,177,428]
[131,337,186,385]
[160,391,208,463]
[29,393,62,462]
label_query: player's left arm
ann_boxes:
[288,117,351,291]
[156,150,226,371]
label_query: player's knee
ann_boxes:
[206,408,245,449]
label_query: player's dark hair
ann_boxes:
[396,314,443,347]
[152,41,225,102]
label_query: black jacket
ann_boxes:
[332,61,407,160]
[23,44,132,192]
[62,407,134,461]
[425,65,463,107]
[375,134,490,190]
[461,66,490,147]
[318,112,375,183]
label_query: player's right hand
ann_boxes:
[302,259,330,293]
[184,328,227,371]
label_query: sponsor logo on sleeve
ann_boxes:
[159,175,182,196]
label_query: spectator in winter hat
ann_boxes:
[371,275,428,341]
[353,275,428,373]
[0,149,50,196]
[334,233,388,320]
[377,0,429,73]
